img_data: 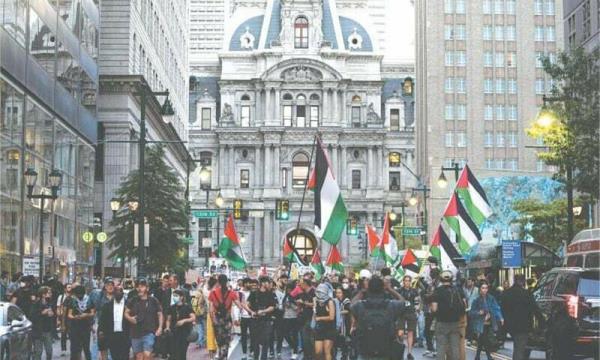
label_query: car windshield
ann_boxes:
[578,272,600,298]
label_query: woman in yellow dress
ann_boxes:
[205,276,218,357]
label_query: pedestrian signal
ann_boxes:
[346,217,358,236]
[276,199,289,220]
[233,199,243,219]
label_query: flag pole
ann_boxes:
[288,134,318,276]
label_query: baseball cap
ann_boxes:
[136,277,148,286]
[103,277,114,285]
[359,269,372,279]
[440,270,453,281]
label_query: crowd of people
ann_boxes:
[0,262,565,360]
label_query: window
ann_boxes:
[455,51,466,66]
[506,0,516,14]
[484,105,494,120]
[240,169,250,188]
[201,108,211,129]
[241,105,251,127]
[507,159,518,170]
[505,26,516,41]
[483,26,493,40]
[485,159,494,169]
[495,105,505,120]
[536,52,544,68]
[548,52,557,64]
[508,78,517,94]
[389,152,401,167]
[568,15,577,47]
[484,132,493,147]
[537,159,545,172]
[535,26,544,41]
[351,106,361,127]
[444,0,453,13]
[455,78,466,93]
[286,230,316,259]
[495,52,504,67]
[445,132,454,147]
[282,168,288,188]
[484,52,494,67]
[583,0,592,39]
[241,94,250,101]
[3,0,27,47]
[507,52,517,67]
[494,0,504,14]
[483,0,492,14]
[455,0,465,13]
[535,78,545,94]
[389,172,401,191]
[445,78,454,93]
[445,104,454,119]
[296,105,306,127]
[546,26,555,42]
[495,159,505,169]
[309,106,319,127]
[445,52,454,66]
[456,132,467,147]
[534,0,543,15]
[455,25,466,40]
[495,79,506,93]
[283,93,293,100]
[496,132,505,147]
[283,105,292,127]
[508,131,518,147]
[507,105,517,120]
[390,109,400,130]
[545,0,555,15]
[495,26,504,41]
[456,104,466,120]
[292,153,310,188]
[445,25,454,40]
[352,170,361,189]
[294,17,309,48]
[484,79,493,94]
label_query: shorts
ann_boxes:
[131,333,155,353]
[314,326,337,341]
[401,312,417,332]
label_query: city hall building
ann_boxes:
[188,0,416,267]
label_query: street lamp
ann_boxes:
[215,193,224,208]
[160,98,175,123]
[199,166,211,186]
[110,198,120,217]
[437,161,462,188]
[437,171,448,189]
[408,192,419,206]
[410,184,431,244]
[388,212,397,221]
[25,167,63,280]
[128,201,139,212]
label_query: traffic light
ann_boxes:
[233,199,243,219]
[346,216,358,236]
[276,199,290,220]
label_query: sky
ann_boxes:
[385,0,415,63]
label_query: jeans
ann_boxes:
[424,312,435,352]
[241,317,253,355]
[475,325,493,360]
[512,332,528,360]
[69,327,92,360]
[252,319,273,360]
[301,321,315,360]
[280,318,298,354]
[60,328,68,352]
[32,332,53,360]
[416,312,425,346]
[196,316,206,347]
[435,321,462,360]
[107,332,130,360]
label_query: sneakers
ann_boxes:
[423,350,432,357]
[407,353,415,360]
[291,354,298,360]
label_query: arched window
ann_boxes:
[292,152,310,188]
[296,94,307,127]
[283,93,293,100]
[309,94,320,101]
[241,94,251,101]
[294,17,309,48]
[286,229,317,260]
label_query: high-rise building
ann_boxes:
[564,0,599,51]
[188,0,417,267]
[97,0,191,276]
[416,0,564,240]
[189,0,230,65]
[0,0,99,279]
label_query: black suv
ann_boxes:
[530,267,599,359]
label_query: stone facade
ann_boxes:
[564,0,600,51]
[188,0,417,267]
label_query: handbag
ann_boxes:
[187,328,199,343]
[485,328,499,352]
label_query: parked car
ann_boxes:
[529,267,600,359]
[0,302,32,360]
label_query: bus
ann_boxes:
[565,228,600,268]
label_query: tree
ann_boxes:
[513,198,587,251]
[529,47,600,199]
[108,145,188,274]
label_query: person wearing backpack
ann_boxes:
[248,276,277,360]
[191,287,207,349]
[431,270,467,360]
[209,274,253,360]
[350,275,408,360]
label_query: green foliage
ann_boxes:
[532,47,600,199]
[513,198,587,251]
[108,145,188,274]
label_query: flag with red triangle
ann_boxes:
[381,213,399,265]
[326,245,344,273]
[430,225,461,273]
[400,248,421,277]
[218,214,247,270]
[366,224,383,258]
[283,236,304,265]
[444,192,482,255]
[310,249,326,280]
[456,165,493,226]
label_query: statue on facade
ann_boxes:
[367,102,381,122]
[221,103,234,123]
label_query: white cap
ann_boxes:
[359,269,372,279]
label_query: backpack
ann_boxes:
[448,286,466,315]
[191,295,206,317]
[215,290,230,319]
[356,298,395,357]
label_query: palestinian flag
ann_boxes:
[381,213,399,265]
[308,137,348,245]
[218,214,247,270]
[283,236,305,265]
[366,224,383,258]
[444,192,482,255]
[430,225,461,273]
[326,245,344,273]
[456,165,493,226]
[400,248,421,277]
[310,249,326,280]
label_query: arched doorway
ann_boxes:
[286,229,317,264]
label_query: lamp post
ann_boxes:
[25,167,63,280]
[437,160,463,188]
[409,184,431,244]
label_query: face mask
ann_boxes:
[172,295,181,304]
[342,283,349,290]
[19,282,25,287]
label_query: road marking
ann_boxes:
[466,345,513,360]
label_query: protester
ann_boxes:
[430,270,467,360]
[98,287,130,360]
[297,277,316,360]
[247,276,276,360]
[209,274,253,360]
[67,285,95,360]
[421,268,440,357]
[0,271,8,301]
[273,275,288,358]
[191,283,208,349]
[333,286,350,360]
[165,289,196,360]
[57,283,73,355]
[205,276,219,358]
[350,275,408,360]
[280,281,300,359]
[89,277,115,360]
[31,286,54,360]
[238,278,254,359]
[398,275,419,360]
[470,281,504,360]
[463,277,479,344]
[313,283,336,360]
[501,274,540,360]
[125,278,163,360]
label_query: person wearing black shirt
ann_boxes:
[248,277,277,360]
[98,287,130,360]
[431,271,467,360]
[297,278,316,360]
[165,289,195,360]
[67,285,96,360]
[31,286,54,360]
[398,275,420,360]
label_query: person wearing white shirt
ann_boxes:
[98,288,130,359]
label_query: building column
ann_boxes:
[332,89,339,125]
[377,146,383,187]
[340,146,347,188]
[254,146,261,186]
[228,146,235,186]
[274,88,281,125]
[341,90,347,126]
[274,146,281,187]
[265,88,272,125]
[219,145,226,186]
[332,145,338,179]
[255,89,262,126]
[367,147,374,187]
[265,145,272,186]
[322,88,329,125]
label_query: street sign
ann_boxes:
[192,210,218,218]
[401,227,422,236]
[501,240,522,268]
[249,210,264,218]
[182,237,194,245]
[82,231,94,243]
[96,232,108,243]
[22,256,39,276]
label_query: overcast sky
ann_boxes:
[385,0,415,63]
